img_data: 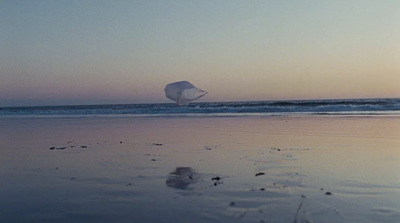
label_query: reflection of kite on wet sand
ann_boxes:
[164,81,207,106]
[166,167,200,190]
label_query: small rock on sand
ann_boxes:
[212,176,223,186]
[212,176,221,181]
[204,146,212,150]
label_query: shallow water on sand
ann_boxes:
[0,116,399,223]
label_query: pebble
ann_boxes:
[212,176,222,186]
[212,176,221,181]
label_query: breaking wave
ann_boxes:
[1,98,399,117]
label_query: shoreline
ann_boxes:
[1,111,400,120]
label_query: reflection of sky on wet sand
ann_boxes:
[0,116,399,222]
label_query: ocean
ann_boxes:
[1,98,399,118]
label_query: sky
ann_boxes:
[1,0,399,107]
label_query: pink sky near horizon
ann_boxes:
[1,0,399,107]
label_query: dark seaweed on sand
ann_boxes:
[255,172,265,176]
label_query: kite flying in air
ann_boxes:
[164,81,207,106]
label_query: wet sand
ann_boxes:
[0,116,399,222]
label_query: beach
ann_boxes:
[1,115,399,223]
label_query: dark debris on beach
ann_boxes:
[49,145,88,150]
[48,139,125,151]
[212,176,223,186]
[255,172,265,177]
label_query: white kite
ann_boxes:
[164,81,207,106]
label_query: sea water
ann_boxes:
[1,98,399,118]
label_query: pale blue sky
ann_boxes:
[1,0,399,106]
